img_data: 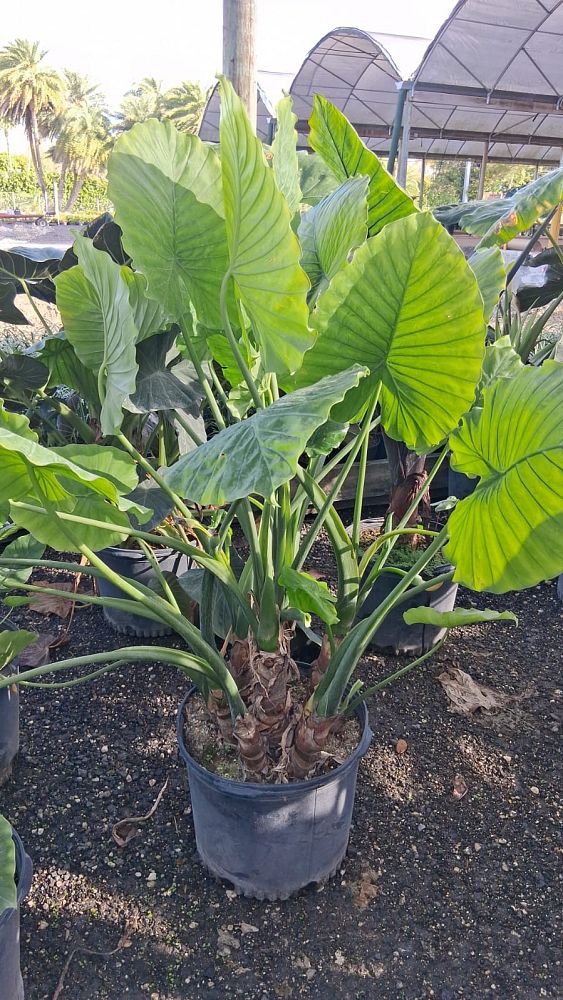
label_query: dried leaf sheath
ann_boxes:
[287,712,338,780]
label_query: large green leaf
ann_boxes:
[40,334,101,410]
[108,119,228,327]
[122,270,170,343]
[476,336,524,404]
[220,77,312,375]
[0,533,45,589]
[457,168,563,249]
[309,95,416,237]
[297,151,339,206]
[468,247,506,320]
[445,363,563,592]
[0,629,39,669]
[0,354,49,392]
[163,366,367,504]
[278,566,338,626]
[0,402,37,440]
[294,212,485,452]
[298,176,369,297]
[55,236,138,435]
[53,444,138,492]
[0,282,28,324]
[271,95,301,217]
[126,331,204,415]
[0,814,16,915]
[11,491,133,552]
[0,424,131,534]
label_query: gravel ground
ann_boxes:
[1,574,561,1000]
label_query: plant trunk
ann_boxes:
[27,104,48,212]
[383,432,429,531]
[3,128,11,171]
[287,711,339,780]
[251,629,297,749]
[64,172,86,212]
[57,157,68,205]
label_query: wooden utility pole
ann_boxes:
[223,0,257,132]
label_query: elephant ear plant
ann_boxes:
[0,88,561,803]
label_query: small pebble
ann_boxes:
[530,786,540,795]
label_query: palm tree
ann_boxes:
[116,77,167,132]
[0,39,64,210]
[164,80,208,133]
[51,103,111,211]
[0,114,12,171]
[49,71,108,205]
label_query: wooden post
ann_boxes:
[223,0,257,132]
[418,156,426,208]
[477,142,489,199]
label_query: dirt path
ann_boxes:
[2,581,561,999]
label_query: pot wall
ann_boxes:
[176,688,372,900]
[0,829,32,1000]
[97,546,191,637]
[0,669,19,786]
[357,564,458,655]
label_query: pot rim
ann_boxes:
[176,686,373,798]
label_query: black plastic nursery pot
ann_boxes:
[0,828,32,1000]
[0,663,19,787]
[96,546,191,637]
[176,688,372,900]
[357,564,458,655]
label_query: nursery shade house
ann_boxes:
[288,1,563,172]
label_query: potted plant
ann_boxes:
[0,814,33,1000]
[0,86,561,900]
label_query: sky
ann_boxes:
[2,0,456,104]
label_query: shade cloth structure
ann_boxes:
[289,6,563,165]
[290,27,413,141]
[408,0,563,165]
[199,81,274,142]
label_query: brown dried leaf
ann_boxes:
[350,867,380,910]
[395,738,408,755]
[29,581,74,618]
[453,773,468,799]
[438,667,518,716]
[18,633,54,667]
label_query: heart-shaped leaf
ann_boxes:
[309,95,416,237]
[294,212,485,452]
[55,236,138,435]
[109,119,228,327]
[163,366,367,504]
[220,77,312,375]
[445,363,563,592]
[299,176,368,298]
[271,95,301,217]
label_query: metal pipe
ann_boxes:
[477,142,489,199]
[387,83,408,175]
[396,85,413,188]
[418,156,426,208]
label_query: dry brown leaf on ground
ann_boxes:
[350,868,380,910]
[29,581,75,619]
[438,667,520,715]
[18,633,55,667]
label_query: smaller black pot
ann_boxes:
[0,828,32,1000]
[448,468,477,500]
[177,688,372,900]
[0,665,19,787]
[96,546,191,637]
[357,564,458,655]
